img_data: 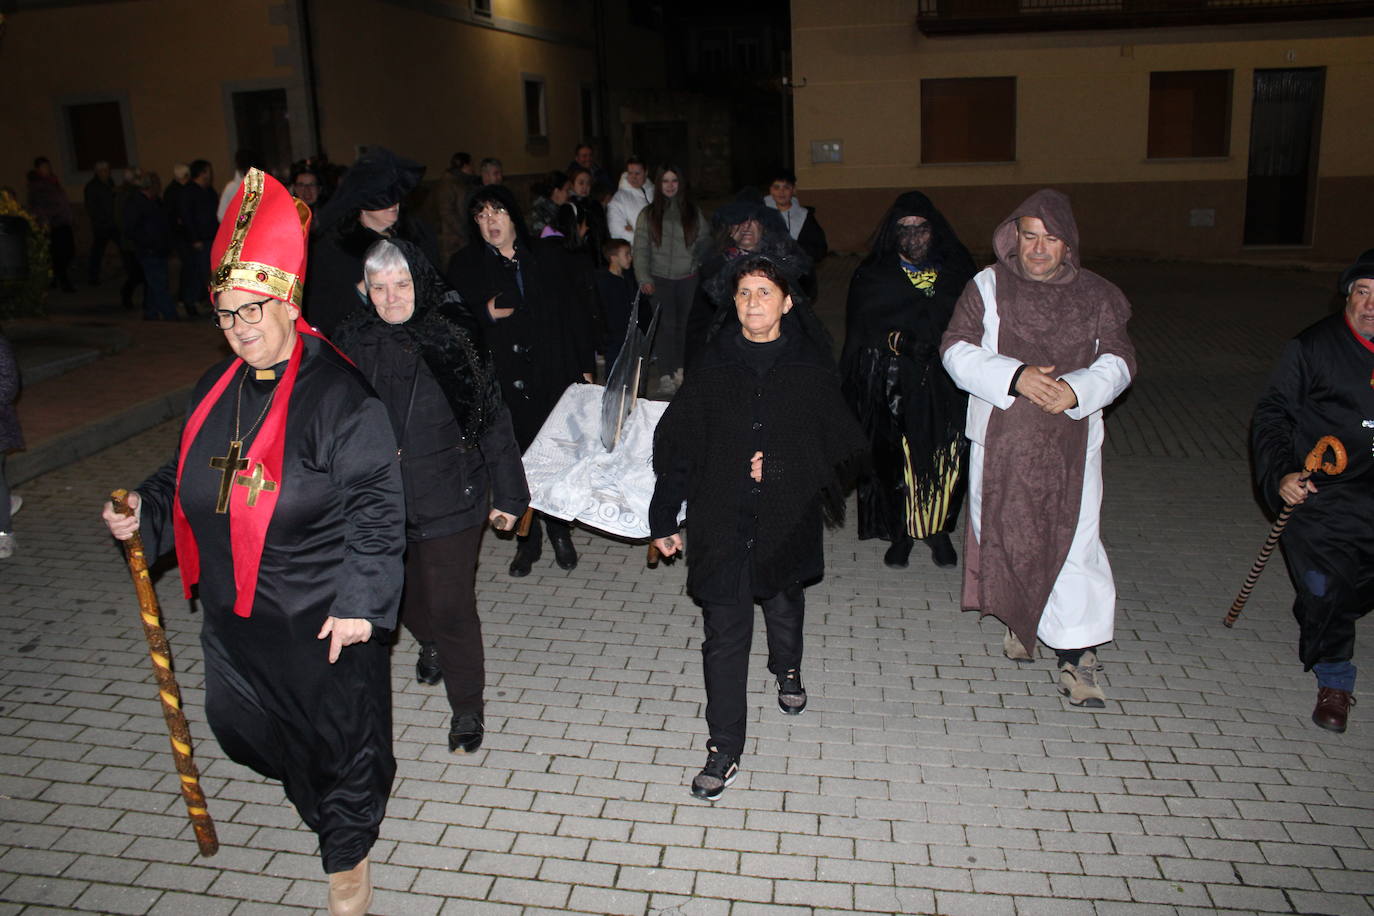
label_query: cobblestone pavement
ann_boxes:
[4,261,1373,915]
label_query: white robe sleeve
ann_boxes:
[1060,353,1132,420]
[942,341,1021,411]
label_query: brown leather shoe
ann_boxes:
[328,857,372,916]
[1312,687,1354,733]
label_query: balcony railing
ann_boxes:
[916,0,1374,34]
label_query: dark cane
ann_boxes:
[110,489,220,857]
[1224,436,1347,628]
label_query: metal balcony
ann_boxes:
[916,0,1374,35]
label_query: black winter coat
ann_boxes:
[446,240,593,448]
[650,318,868,604]
[336,307,528,541]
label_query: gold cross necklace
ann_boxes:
[208,366,278,513]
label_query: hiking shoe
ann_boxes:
[1003,627,1033,661]
[777,668,807,715]
[883,537,913,568]
[449,712,485,754]
[690,746,739,801]
[416,643,442,686]
[0,532,12,560]
[1313,687,1354,733]
[1057,649,1106,708]
[927,532,958,568]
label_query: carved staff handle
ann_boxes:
[110,490,219,857]
[1224,436,1347,628]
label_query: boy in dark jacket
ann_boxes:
[595,238,645,364]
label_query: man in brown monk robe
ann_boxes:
[941,189,1136,708]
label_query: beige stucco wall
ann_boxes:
[0,0,294,191]
[311,0,598,174]
[791,1,1374,260]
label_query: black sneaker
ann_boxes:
[777,668,807,715]
[690,746,739,801]
[416,643,441,685]
[449,712,484,754]
[927,532,958,569]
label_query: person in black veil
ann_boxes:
[305,147,440,337]
[650,252,867,801]
[841,191,977,570]
[683,191,814,375]
[334,239,529,755]
[446,184,594,576]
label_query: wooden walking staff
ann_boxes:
[110,489,220,857]
[1224,435,1347,628]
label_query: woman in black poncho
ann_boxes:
[334,239,529,756]
[841,191,977,570]
[650,254,867,802]
[446,184,595,577]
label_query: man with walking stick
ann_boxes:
[1252,253,1374,734]
[101,169,404,915]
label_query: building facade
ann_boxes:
[791,0,1374,262]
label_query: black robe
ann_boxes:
[446,239,593,448]
[305,214,440,338]
[136,334,404,873]
[1252,313,1374,669]
[841,251,975,542]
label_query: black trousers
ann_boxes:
[698,570,805,757]
[518,511,570,552]
[87,227,118,283]
[401,526,485,716]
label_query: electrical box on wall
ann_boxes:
[1189,208,1216,228]
[810,140,843,164]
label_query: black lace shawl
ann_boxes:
[333,239,502,445]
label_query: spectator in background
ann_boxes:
[608,156,653,243]
[290,165,324,208]
[567,143,611,190]
[528,170,571,237]
[478,158,503,188]
[178,159,219,315]
[435,152,480,264]
[596,237,646,361]
[764,169,828,265]
[84,161,118,285]
[216,148,261,221]
[114,168,145,311]
[162,163,193,310]
[26,157,76,292]
[123,171,177,321]
[633,165,709,394]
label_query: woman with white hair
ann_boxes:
[335,239,528,755]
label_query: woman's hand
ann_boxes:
[488,295,514,320]
[640,281,655,296]
[653,534,683,557]
[489,508,518,531]
[101,491,141,541]
[1279,472,1317,506]
[317,617,373,664]
[750,451,763,482]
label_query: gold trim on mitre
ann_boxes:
[211,169,304,307]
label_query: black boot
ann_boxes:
[509,537,541,577]
[416,643,441,685]
[548,527,578,570]
[449,712,485,754]
[927,532,958,568]
[883,536,913,569]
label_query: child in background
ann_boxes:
[595,238,646,365]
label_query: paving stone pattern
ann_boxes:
[3,260,1372,914]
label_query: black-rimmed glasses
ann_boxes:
[211,298,271,329]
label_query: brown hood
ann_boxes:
[992,189,1081,283]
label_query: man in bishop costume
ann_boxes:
[941,189,1136,709]
[102,168,403,916]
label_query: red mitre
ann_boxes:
[174,167,320,618]
[209,167,311,307]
